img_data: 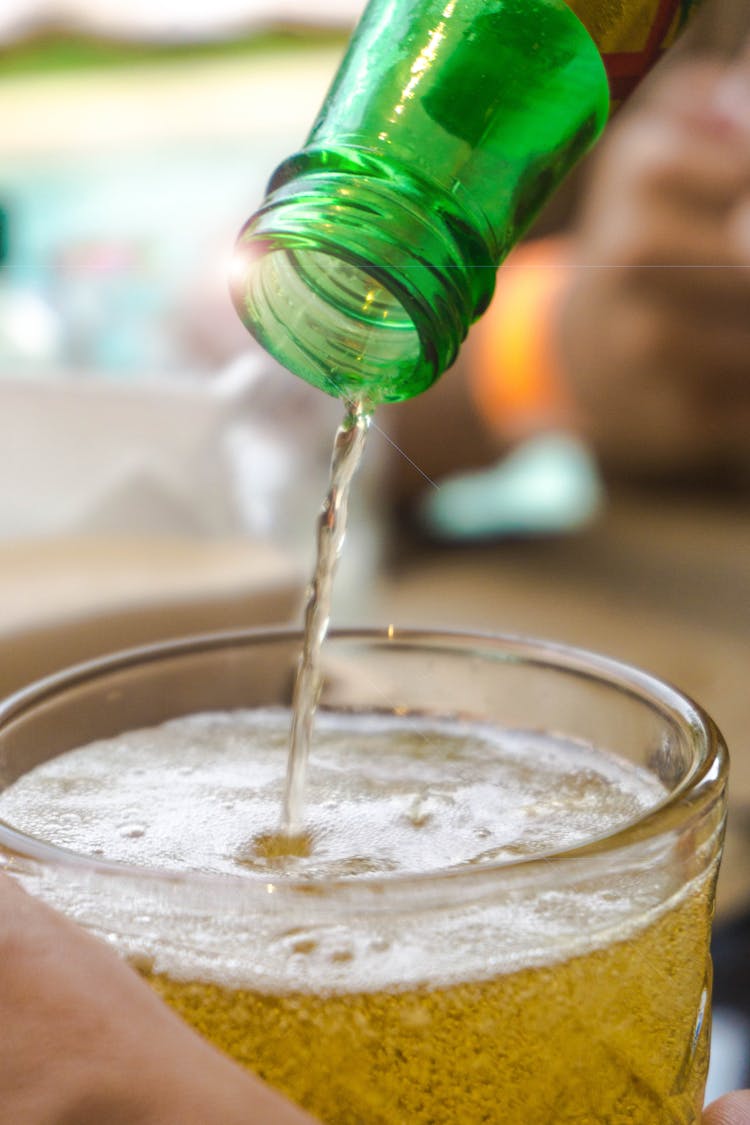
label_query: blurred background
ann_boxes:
[0,0,378,678]
[0,0,749,1102]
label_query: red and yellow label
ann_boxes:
[569,0,700,100]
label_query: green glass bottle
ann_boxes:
[231,0,610,405]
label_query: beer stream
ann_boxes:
[281,401,371,839]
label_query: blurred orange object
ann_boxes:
[469,238,574,442]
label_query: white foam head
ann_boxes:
[0,708,674,991]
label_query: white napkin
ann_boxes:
[0,359,311,540]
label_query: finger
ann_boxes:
[560,303,737,472]
[627,259,750,330]
[704,1090,750,1125]
[729,199,750,264]
[593,56,750,210]
[0,870,53,947]
[589,158,750,303]
[722,402,750,462]
[713,39,750,132]
[673,322,750,392]
[594,207,750,323]
[651,55,750,139]
[582,124,749,260]
[620,295,750,393]
[640,60,729,119]
[636,119,750,212]
[0,874,321,1125]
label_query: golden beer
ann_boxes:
[0,631,727,1125]
[145,888,712,1124]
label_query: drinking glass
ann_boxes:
[0,628,727,1123]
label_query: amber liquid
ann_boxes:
[146,879,713,1125]
[0,707,717,1124]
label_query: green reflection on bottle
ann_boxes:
[232,0,608,404]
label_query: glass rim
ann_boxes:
[0,625,728,904]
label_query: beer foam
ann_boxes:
[0,708,664,878]
[0,709,678,991]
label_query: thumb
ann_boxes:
[711,41,750,131]
[704,1091,750,1125]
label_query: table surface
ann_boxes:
[0,535,303,699]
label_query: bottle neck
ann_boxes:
[232,0,609,404]
[232,149,496,404]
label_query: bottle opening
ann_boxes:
[232,242,433,404]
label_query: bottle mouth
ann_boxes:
[230,161,490,404]
[231,238,431,404]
